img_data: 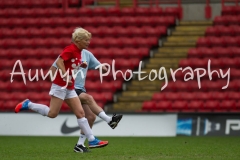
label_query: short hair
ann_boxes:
[72,27,91,42]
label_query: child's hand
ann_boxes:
[80,61,88,68]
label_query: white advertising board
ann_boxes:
[0,113,177,137]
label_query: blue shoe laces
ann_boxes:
[21,99,30,111]
[89,137,100,145]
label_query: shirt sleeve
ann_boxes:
[59,50,73,61]
[52,57,58,68]
[88,51,101,69]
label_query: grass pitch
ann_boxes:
[0,136,240,160]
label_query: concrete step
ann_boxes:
[113,102,142,111]
[153,52,188,58]
[158,47,190,53]
[179,21,213,26]
[145,63,179,69]
[163,41,196,47]
[175,26,208,31]
[122,90,156,97]
[127,85,160,91]
[149,58,181,64]
[117,95,152,102]
[167,36,200,42]
[172,31,205,36]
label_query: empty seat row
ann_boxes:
[179,57,240,68]
[197,36,240,47]
[78,69,133,82]
[0,26,167,39]
[0,37,159,49]
[0,0,61,8]
[98,57,141,69]
[188,47,240,58]
[85,80,123,92]
[214,15,240,25]
[0,16,176,28]
[0,80,123,92]
[0,57,141,70]
[205,25,240,36]
[0,97,105,112]
[162,80,239,92]
[0,47,149,59]
[222,6,240,15]
[89,47,149,59]
[0,7,180,17]
[0,67,132,81]
[152,91,240,101]
[0,59,55,69]
[174,68,240,80]
[0,100,104,112]
[142,100,240,112]
[0,48,62,59]
[0,90,113,103]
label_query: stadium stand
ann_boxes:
[4,0,237,114]
[0,0,179,112]
[138,2,240,113]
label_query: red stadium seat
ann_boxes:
[4,100,19,110]
[181,92,196,101]
[198,47,215,58]
[149,7,163,16]
[230,68,240,79]
[107,7,121,16]
[211,91,228,100]
[142,101,156,111]
[205,26,218,36]
[165,92,182,101]
[95,17,111,27]
[220,100,236,110]
[108,16,123,26]
[195,92,212,101]
[213,16,226,25]
[222,6,237,15]
[163,81,176,91]
[232,25,240,36]
[121,8,135,17]
[231,47,240,57]
[156,100,171,111]
[79,7,93,17]
[205,100,220,111]
[228,80,240,91]
[197,37,209,47]
[164,7,181,19]
[152,93,165,101]
[92,7,107,16]
[135,7,151,16]
[102,92,113,101]
[179,59,191,68]
[89,92,106,103]
[213,47,230,58]
[172,100,188,111]
[188,100,204,110]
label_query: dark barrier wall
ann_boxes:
[177,113,240,136]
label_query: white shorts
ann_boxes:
[49,83,78,100]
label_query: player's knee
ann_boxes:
[48,112,58,118]
[86,113,96,123]
[85,94,94,104]
[75,110,85,119]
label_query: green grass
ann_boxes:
[1,136,240,160]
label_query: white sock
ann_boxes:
[77,118,95,142]
[77,134,87,146]
[98,111,112,123]
[28,102,50,116]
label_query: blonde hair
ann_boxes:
[72,27,91,42]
